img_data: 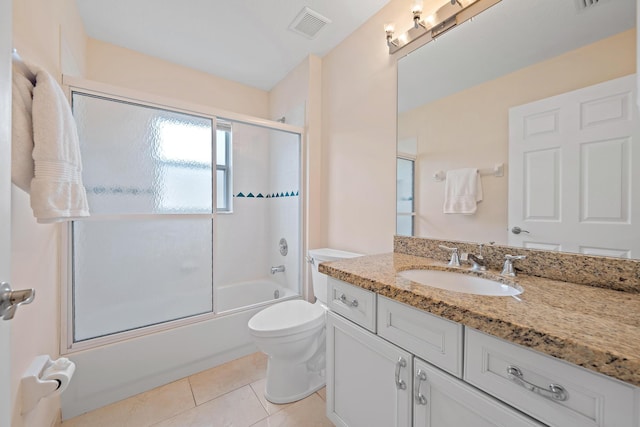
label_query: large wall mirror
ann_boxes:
[397,0,638,259]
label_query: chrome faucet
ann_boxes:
[468,254,487,272]
[501,255,526,277]
[439,245,460,267]
[468,243,488,272]
[270,265,286,274]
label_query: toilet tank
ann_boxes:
[308,248,362,304]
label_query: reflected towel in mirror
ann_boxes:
[443,168,483,214]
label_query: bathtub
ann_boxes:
[61,279,299,420]
[216,279,297,312]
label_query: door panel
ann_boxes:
[1,0,12,425]
[413,359,542,427]
[509,74,640,257]
[326,312,412,427]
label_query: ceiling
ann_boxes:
[398,0,636,112]
[76,0,391,91]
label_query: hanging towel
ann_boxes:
[12,61,90,222]
[443,168,483,214]
[11,63,35,192]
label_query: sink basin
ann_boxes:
[399,269,523,296]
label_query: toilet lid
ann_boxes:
[248,299,325,338]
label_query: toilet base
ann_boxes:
[263,358,325,404]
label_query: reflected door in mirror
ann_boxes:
[508,75,639,258]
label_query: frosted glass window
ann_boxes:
[72,219,213,341]
[72,92,213,214]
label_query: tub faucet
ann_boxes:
[271,265,285,274]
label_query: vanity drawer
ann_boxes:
[327,278,376,332]
[377,296,463,378]
[464,329,637,427]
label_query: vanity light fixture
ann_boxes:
[385,0,500,54]
[412,1,425,29]
[385,24,397,47]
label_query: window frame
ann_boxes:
[216,121,232,213]
[396,153,416,237]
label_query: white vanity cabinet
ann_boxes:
[413,358,542,427]
[325,279,544,427]
[326,311,412,427]
[465,329,639,427]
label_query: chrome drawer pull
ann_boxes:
[339,293,358,307]
[395,357,407,390]
[414,369,427,405]
[506,365,568,402]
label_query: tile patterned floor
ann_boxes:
[59,353,334,427]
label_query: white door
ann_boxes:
[508,75,640,258]
[326,312,412,427]
[0,0,12,425]
[413,359,543,427]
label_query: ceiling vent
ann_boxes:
[576,0,604,11]
[288,7,331,39]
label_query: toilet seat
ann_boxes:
[248,299,325,338]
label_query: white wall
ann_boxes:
[86,39,270,120]
[321,0,408,255]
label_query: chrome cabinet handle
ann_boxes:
[511,226,530,234]
[395,357,407,390]
[506,365,568,402]
[339,293,358,307]
[0,282,36,321]
[414,369,427,405]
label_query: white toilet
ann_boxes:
[248,248,361,404]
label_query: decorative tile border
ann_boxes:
[234,191,299,198]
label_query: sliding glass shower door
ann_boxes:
[68,87,302,346]
[71,92,215,342]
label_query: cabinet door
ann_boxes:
[326,311,412,427]
[413,359,543,427]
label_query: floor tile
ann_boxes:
[189,352,267,405]
[249,394,333,427]
[61,378,195,427]
[249,378,294,415]
[152,385,267,427]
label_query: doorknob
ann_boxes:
[0,282,35,321]
[511,226,530,235]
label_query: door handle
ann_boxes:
[0,282,36,320]
[511,226,530,235]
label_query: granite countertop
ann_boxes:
[319,252,640,388]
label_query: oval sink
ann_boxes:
[399,269,522,296]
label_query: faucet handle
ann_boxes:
[501,255,526,277]
[439,245,460,267]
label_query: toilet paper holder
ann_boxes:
[21,355,76,414]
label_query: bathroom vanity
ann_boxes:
[321,239,640,427]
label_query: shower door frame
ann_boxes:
[59,76,306,354]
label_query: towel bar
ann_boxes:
[433,163,504,182]
[12,49,36,85]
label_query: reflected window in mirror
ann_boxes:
[397,156,415,236]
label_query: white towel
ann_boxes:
[443,168,483,214]
[12,62,90,222]
[11,64,35,192]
